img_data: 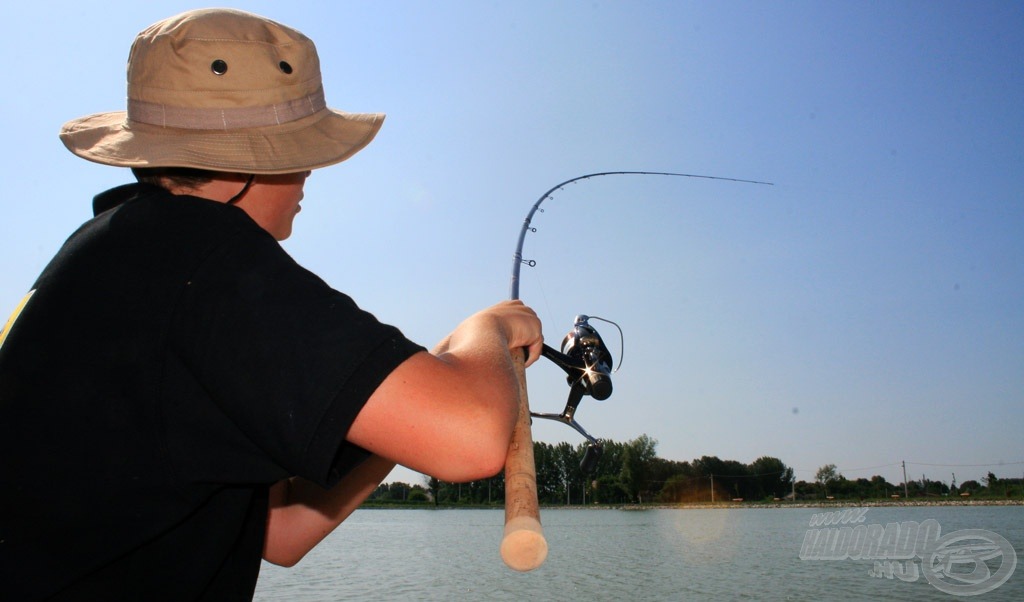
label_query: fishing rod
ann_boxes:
[500,171,772,572]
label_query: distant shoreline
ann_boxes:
[362,499,1023,510]
[594,499,1024,511]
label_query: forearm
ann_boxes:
[436,313,518,400]
[263,454,395,567]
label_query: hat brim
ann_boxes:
[60,108,384,175]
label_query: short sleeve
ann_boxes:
[168,227,423,487]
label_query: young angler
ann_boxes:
[0,8,543,600]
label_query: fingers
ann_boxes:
[523,339,544,368]
[444,300,544,368]
[490,300,544,366]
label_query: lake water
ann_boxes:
[254,505,1022,601]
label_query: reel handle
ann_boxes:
[580,443,603,474]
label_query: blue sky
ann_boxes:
[2,1,1021,488]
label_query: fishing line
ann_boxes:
[509,171,773,300]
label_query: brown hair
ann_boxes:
[131,167,217,192]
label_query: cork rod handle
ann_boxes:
[499,348,548,572]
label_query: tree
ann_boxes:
[592,474,629,504]
[656,473,701,503]
[693,455,726,501]
[829,475,854,498]
[424,475,440,505]
[815,464,839,497]
[793,480,816,500]
[620,435,658,503]
[532,441,560,503]
[720,459,750,499]
[552,441,579,504]
[868,475,894,498]
[589,438,626,490]
[921,477,949,497]
[749,456,794,500]
[650,459,696,502]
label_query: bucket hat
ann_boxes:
[60,8,384,174]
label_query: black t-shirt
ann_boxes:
[0,184,424,600]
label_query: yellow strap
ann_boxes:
[0,289,36,351]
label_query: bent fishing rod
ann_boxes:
[500,171,772,572]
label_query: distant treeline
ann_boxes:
[367,435,1023,505]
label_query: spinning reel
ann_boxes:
[532,314,621,474]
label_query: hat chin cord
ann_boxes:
[227,174,256,205]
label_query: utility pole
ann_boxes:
[710,474,715,503]
[902,461,909,498]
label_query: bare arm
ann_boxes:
[263,300,543,565]
[346,300,543,482]
[263,455,395,567]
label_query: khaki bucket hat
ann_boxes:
[60,8,384,174]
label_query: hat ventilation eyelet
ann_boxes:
[211,59,228,75]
